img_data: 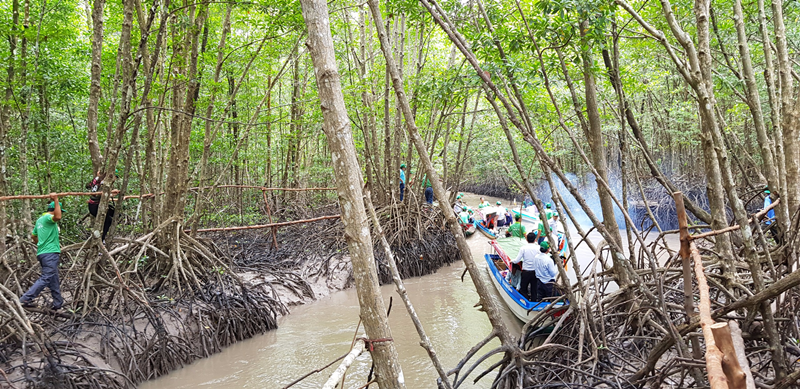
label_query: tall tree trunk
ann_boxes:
[770,0,799,214]
[18,0,31,230]
[579,21,624,255]
[369,0,515,351]
[757,0,787,214]
[733,0,788,234]
[299,0,407,387]
[163,4,207,220]
[87,0,106,173]
[0,0,18,248]
[191,4,230,233]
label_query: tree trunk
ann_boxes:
[370,0,515,350]
[771,0,799,214]
[0,0,18,249]
[17,0,31,230]
[87,0,106,173]
[733,0,788,234]
[299,0,407,386]
[757,0,787,217]
[163,5,207,220]
[579,21,624,254]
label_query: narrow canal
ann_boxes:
[140,193,675,388]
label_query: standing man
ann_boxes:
[423,175,434,204]
[533,241,559,299]
[763,187,774,226]
[20,194,64,310]
[86,171,116,242]
[453,194,464,214]
[512,231,541,301]
[506,214,526,238]
[399,164,406,201]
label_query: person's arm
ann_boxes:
[513,248,524,264]
[50,193,62,222]
[31,234,38,244]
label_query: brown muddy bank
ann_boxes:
[0,205,459,389]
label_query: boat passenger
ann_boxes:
[523,194,533,208]
[533,241,559,299]
[537,220,547,245]
[453,195,464,214]
[505,214,527,238]
[478,197,490,208]
[506,261,522,290]
[545,202,555,220]
[495,201,508,228]
[512,231,541,301]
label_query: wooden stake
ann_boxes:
[674,192,702,360]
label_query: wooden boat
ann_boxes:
[476,220,497,239]
[457,211,476,237]
[511,207,540,224]
[484,238,567,322]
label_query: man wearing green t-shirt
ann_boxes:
[20,194,64,310]
[505,214,526,238]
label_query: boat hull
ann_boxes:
[476,221,497,239]
[511,209,540,224]
[485,253,549,322]
[484,240,567,323]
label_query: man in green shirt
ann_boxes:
[20,194,64,310]
[423,176,434,204]
[505,214,526,238]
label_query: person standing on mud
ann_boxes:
[399,164,406,201]
[86,171,116,242]
[20,194,64,310]
[423,175,433,204]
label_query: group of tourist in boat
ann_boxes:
[455,194,568,304]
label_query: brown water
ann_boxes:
[140,192,675,389]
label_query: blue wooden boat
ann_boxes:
[485,238,567,322]
[476,220,497,239]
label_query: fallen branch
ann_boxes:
[690,199,779,240]
[322,338,365,389]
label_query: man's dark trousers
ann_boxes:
[20,253,63,308]
[520,270,538,302]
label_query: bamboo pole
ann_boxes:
[675,192,729,389]
[0,186,336,202]
[692,241,729,389]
